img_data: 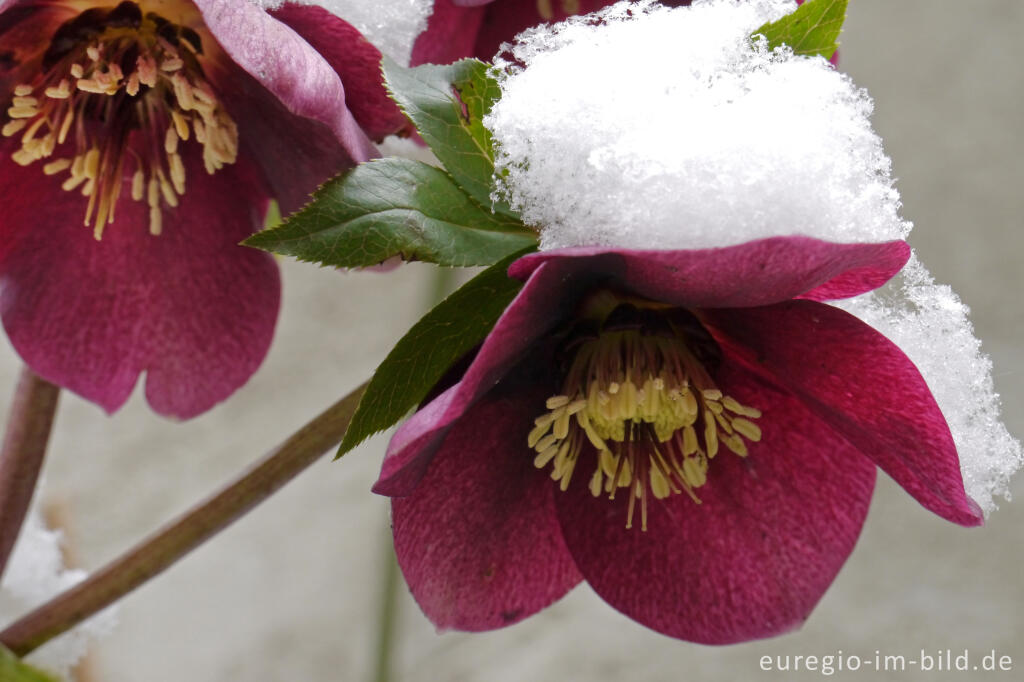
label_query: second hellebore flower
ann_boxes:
[0,0,397,417]
[374,237,983,644]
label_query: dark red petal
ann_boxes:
[555,362,877,644]
[192,0,378,167]
[0,147,280,419]
[411,0,486,66]
[269,4,413,142]
[472,0,618,61]
[375,260,586,495]
[704,300,983,526]
[391,385,581,631]
[509,238,909,309]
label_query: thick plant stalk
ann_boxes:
[0,368,61,580]
[0,382,367,656]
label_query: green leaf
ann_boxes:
[0,646,59,682]
[245,158,536,268]
[337,249,531,456]
[753,0,847,59]
[382,57,515,216]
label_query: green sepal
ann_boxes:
[337,248,532,457]
[753,0,848,59]
[245,158,535,268]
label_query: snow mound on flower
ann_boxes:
[1,504,117,676]
[254,0,432,64]
[486,0,910,249]
[836,257,1023,516]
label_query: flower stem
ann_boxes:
[0,368,60,581]
[369,266,458,682]
[0,381,367,657]
[371,537,400,682]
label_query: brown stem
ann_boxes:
[0,381,367,656]
[0,368,61,580]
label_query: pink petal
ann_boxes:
[391,384,581,631]
[554,361,877,644]
[269,3,413,142]
[374,260,580,496]
[192,0,378,166]
[0,148,280,419]
[510,238,909,309]
[704,300,983,526]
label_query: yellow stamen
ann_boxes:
[5,3,239,239]
[527,311,763,530]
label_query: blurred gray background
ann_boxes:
[1,0,1021,680]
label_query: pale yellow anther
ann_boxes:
[13,96,38,107]
[553,409,571,440]
[704,410,719,458]
[161,57,184,72]
[131,169,145,201]
[649,465,670,500]
[706,400,723,415]
[546,395,570,410]
[81,177,95,197]
[45,80,71,99]
[683,455,707,488]
[147,177,159,208]
[168,153,185,195]
[723,434,748,457]
[62,173,86,191]
[534,444,559,469]
[70,64,84,79]
[7,106,39,119]
[566,399,587,415]
[172,110,189,140]
[43,158,72,175]
[682,425,698,455]
[13,84,33,97]
[149,206,162,236]
[125,71,140,96]
[171,72,195,110]
[702,389,723,401]
[715,412,734,435]
[2,119,27,137]
[534,434,557,453]
[158,171,178,208]
[86,45,101,61]
[164,126,179,154]
[731,418,762,442]
[11,149,35,166]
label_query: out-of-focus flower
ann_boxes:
[374,238,982,644]
[412,0,764,65]
[0,0,403,418]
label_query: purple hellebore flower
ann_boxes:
[0,0,411,418]
[412,0,778,66]
[374,237,982,644]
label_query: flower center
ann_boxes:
[528,302,762,531]
[2,0,238,238]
